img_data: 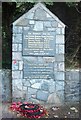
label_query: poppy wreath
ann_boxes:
[9,102,47,118]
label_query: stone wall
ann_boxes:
[1,69,12,102]
[65,69,79,103]
[1,69,80,103]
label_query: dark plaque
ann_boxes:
[23,57,55,79]
[23,31,55,56]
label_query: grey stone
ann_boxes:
[12,60,18,70]
[12,71,23,79]
[37,90,49,101]
[48,28,56,31]
[61,28,64,34]
[56,35,64,44]
[44,21,51,27]
[18,44,22,51]
[31,83,41,89]
[34,21,43,31]
[23,80,30,87]
[28,87,37,99]
[34,8,46,20]
[58,45,64,54]
[12,44,18,51]
[49,81,55,93]
[13,26,18,33]
[12,52,22,60]
[17,27,22,33]
[29,20,35,24]
[19,61,23,70]
[56,81,64,91]
[13,34,22,43]
[51,21,58,27]
[16,19,29,26]
[41,82,49,91]
[58,62,65,71]
[55,72,65,80]
[56,28,61,34]
[55,55,64,61]
[26,12,34,19]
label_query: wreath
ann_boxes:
[9,102,47,118]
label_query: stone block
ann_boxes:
[48,28,56,31]
[34,21,43,31]
[56,35,64,44]
[56,81,64,91]
[41,82,49,91]
[29,20,35,24]
[37,90,49,101]
[55,72,65,80]
[59,45,64,54]
[51,21,58,27]
[12,71,23,79]
[34,8,46,20]
[49,81,55,93]
[18,44,22,51]
[12,60,18,70]
[12,52,22,60]
[55,54,64,61]
[13,34,22,43]
[56,28,61,34]
[13,79,22,90]
[61,28,64,34]
[26,12,34,19]
[12,44,18,51]
[58,62,65,71]
[44,21,51,27]
[13,26,17,33]
[19,61,23,70]
[23,80,30,87]
[28,87,37,99]
[31,83,41,89]
[17,27,22,33]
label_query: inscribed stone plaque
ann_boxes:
[23,57,55,80]
[23,31,55,56]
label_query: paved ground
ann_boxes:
[1,102,79,119]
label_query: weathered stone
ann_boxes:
[23,80,30,87]
[19,61,23,70]
[12,71,23,79]
[41,82,49,91]
[12,44,18,51]
[56,35,64,44]
[55,72,65,80]
[29,20,35,24]
[47,92,62,105]
[18,44,22,51]
[58,62,65,71]
[12,52,22,60]
[56,28,61,34]
[44,21,51,27]
[51,21,58,27]
[34,21,43,31]
[37,91,49,101]
[34,8,46,20]
[13,79,22,90]
[31,83,41,89]
[55,55,64,61]
[28,87,37,99]
[59,45,64,54]
[61,28,64,34]
[13,34,22,43]
[26,12,34,19]
[49,81,55,93]
[17,27,22,33]
[56,81,64,91]
[12,60,18,70]
[48,28,56,31]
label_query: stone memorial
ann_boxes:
[12,3,65,104]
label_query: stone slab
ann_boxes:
[37,90,49,101]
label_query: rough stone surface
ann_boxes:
[12,3,65,104]
[37,91,49,101]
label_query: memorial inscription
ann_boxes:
[23,32,55,56]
